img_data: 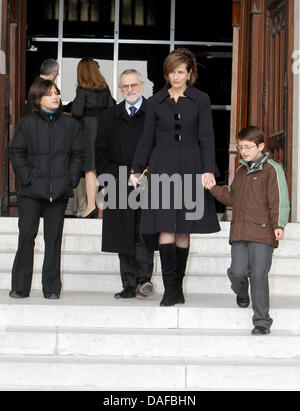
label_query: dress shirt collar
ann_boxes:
[125,97,143,116]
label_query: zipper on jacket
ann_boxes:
[49,115,54,202]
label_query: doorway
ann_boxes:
[3,0,233,215]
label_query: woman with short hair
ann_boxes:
[130,48,220,306]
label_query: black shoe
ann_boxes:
[44,293,60,299]
[236,295,250,308]
[9,290,29,299]
[251,326,271,335]
[114,286,136,299]
[83,208,98,219]
[137,281,154,297]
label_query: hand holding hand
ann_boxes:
[202,173,216,190]
[129,174,141,189]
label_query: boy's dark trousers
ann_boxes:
[11,196,68,296]
[227,241,274,329]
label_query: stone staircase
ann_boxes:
[0,217,300,390]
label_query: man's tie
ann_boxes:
[129,106,137,117]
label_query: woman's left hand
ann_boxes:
[202,173,216,190]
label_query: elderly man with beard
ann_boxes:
[95,69,156,299]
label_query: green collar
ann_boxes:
[239,153,269,174]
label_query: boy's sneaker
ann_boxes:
[251,326,271,335]
[236,295,250,308]
[137,281,154,297]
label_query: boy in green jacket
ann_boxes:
[207,126,290,335]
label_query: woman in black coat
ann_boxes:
[9,79,82,299]
[72,58,115,218]
[130,48,220,306]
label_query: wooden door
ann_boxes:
[263,0,293,192]
[0,0,26,216]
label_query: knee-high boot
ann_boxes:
[159,243,178,307]
[175,246,189,304]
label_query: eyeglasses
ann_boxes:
[120,83,140,91]
[236,144,257,152]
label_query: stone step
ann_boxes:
[1,271,300,296]
[0,249,298,276]
[2,231,300,257]
[1,228,300,257]
[0,217,299,238]
[1,291,300,332]
[0,355,299,390]
[2,325,300,360]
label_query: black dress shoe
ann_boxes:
[114,286,136,299]
[9,290,29,299]
[251,326,271,335]
[236,295,250,308]
[44,293,60,299]
[83,208,98,219]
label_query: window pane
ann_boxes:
[118,44,170,99]
[63,0,115,38]
[175,0,233,42]
[27,0,59,37]
[26,42,58,95]
[119,0,171,40]
[62,43,114,102]
[176,45,232,105]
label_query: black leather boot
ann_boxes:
[175,246,189,304]
[159,243,177,307]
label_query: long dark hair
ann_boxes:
[28,79,60,112]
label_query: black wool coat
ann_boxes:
[132,86,221,235]
[72,86,115,171]
[9,110,83,201]
[95,98,157,255]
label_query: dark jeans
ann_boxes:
[11,197,68,296]
[228,241,274,328]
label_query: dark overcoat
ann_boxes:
[72,86,115,171]
[95,98,157,255]
[9,110,83,201]
[132,86,221,234]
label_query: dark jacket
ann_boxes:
[131,86,220,235]
[95,98,157,254]
[72,86,115,171]
[71,86,115,118]
[210,154,290,247]
[9,110,83,201]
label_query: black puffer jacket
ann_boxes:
[9,110,83,201]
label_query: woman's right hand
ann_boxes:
[130,174,141,189]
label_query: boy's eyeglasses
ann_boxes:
[236,144,257,152]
